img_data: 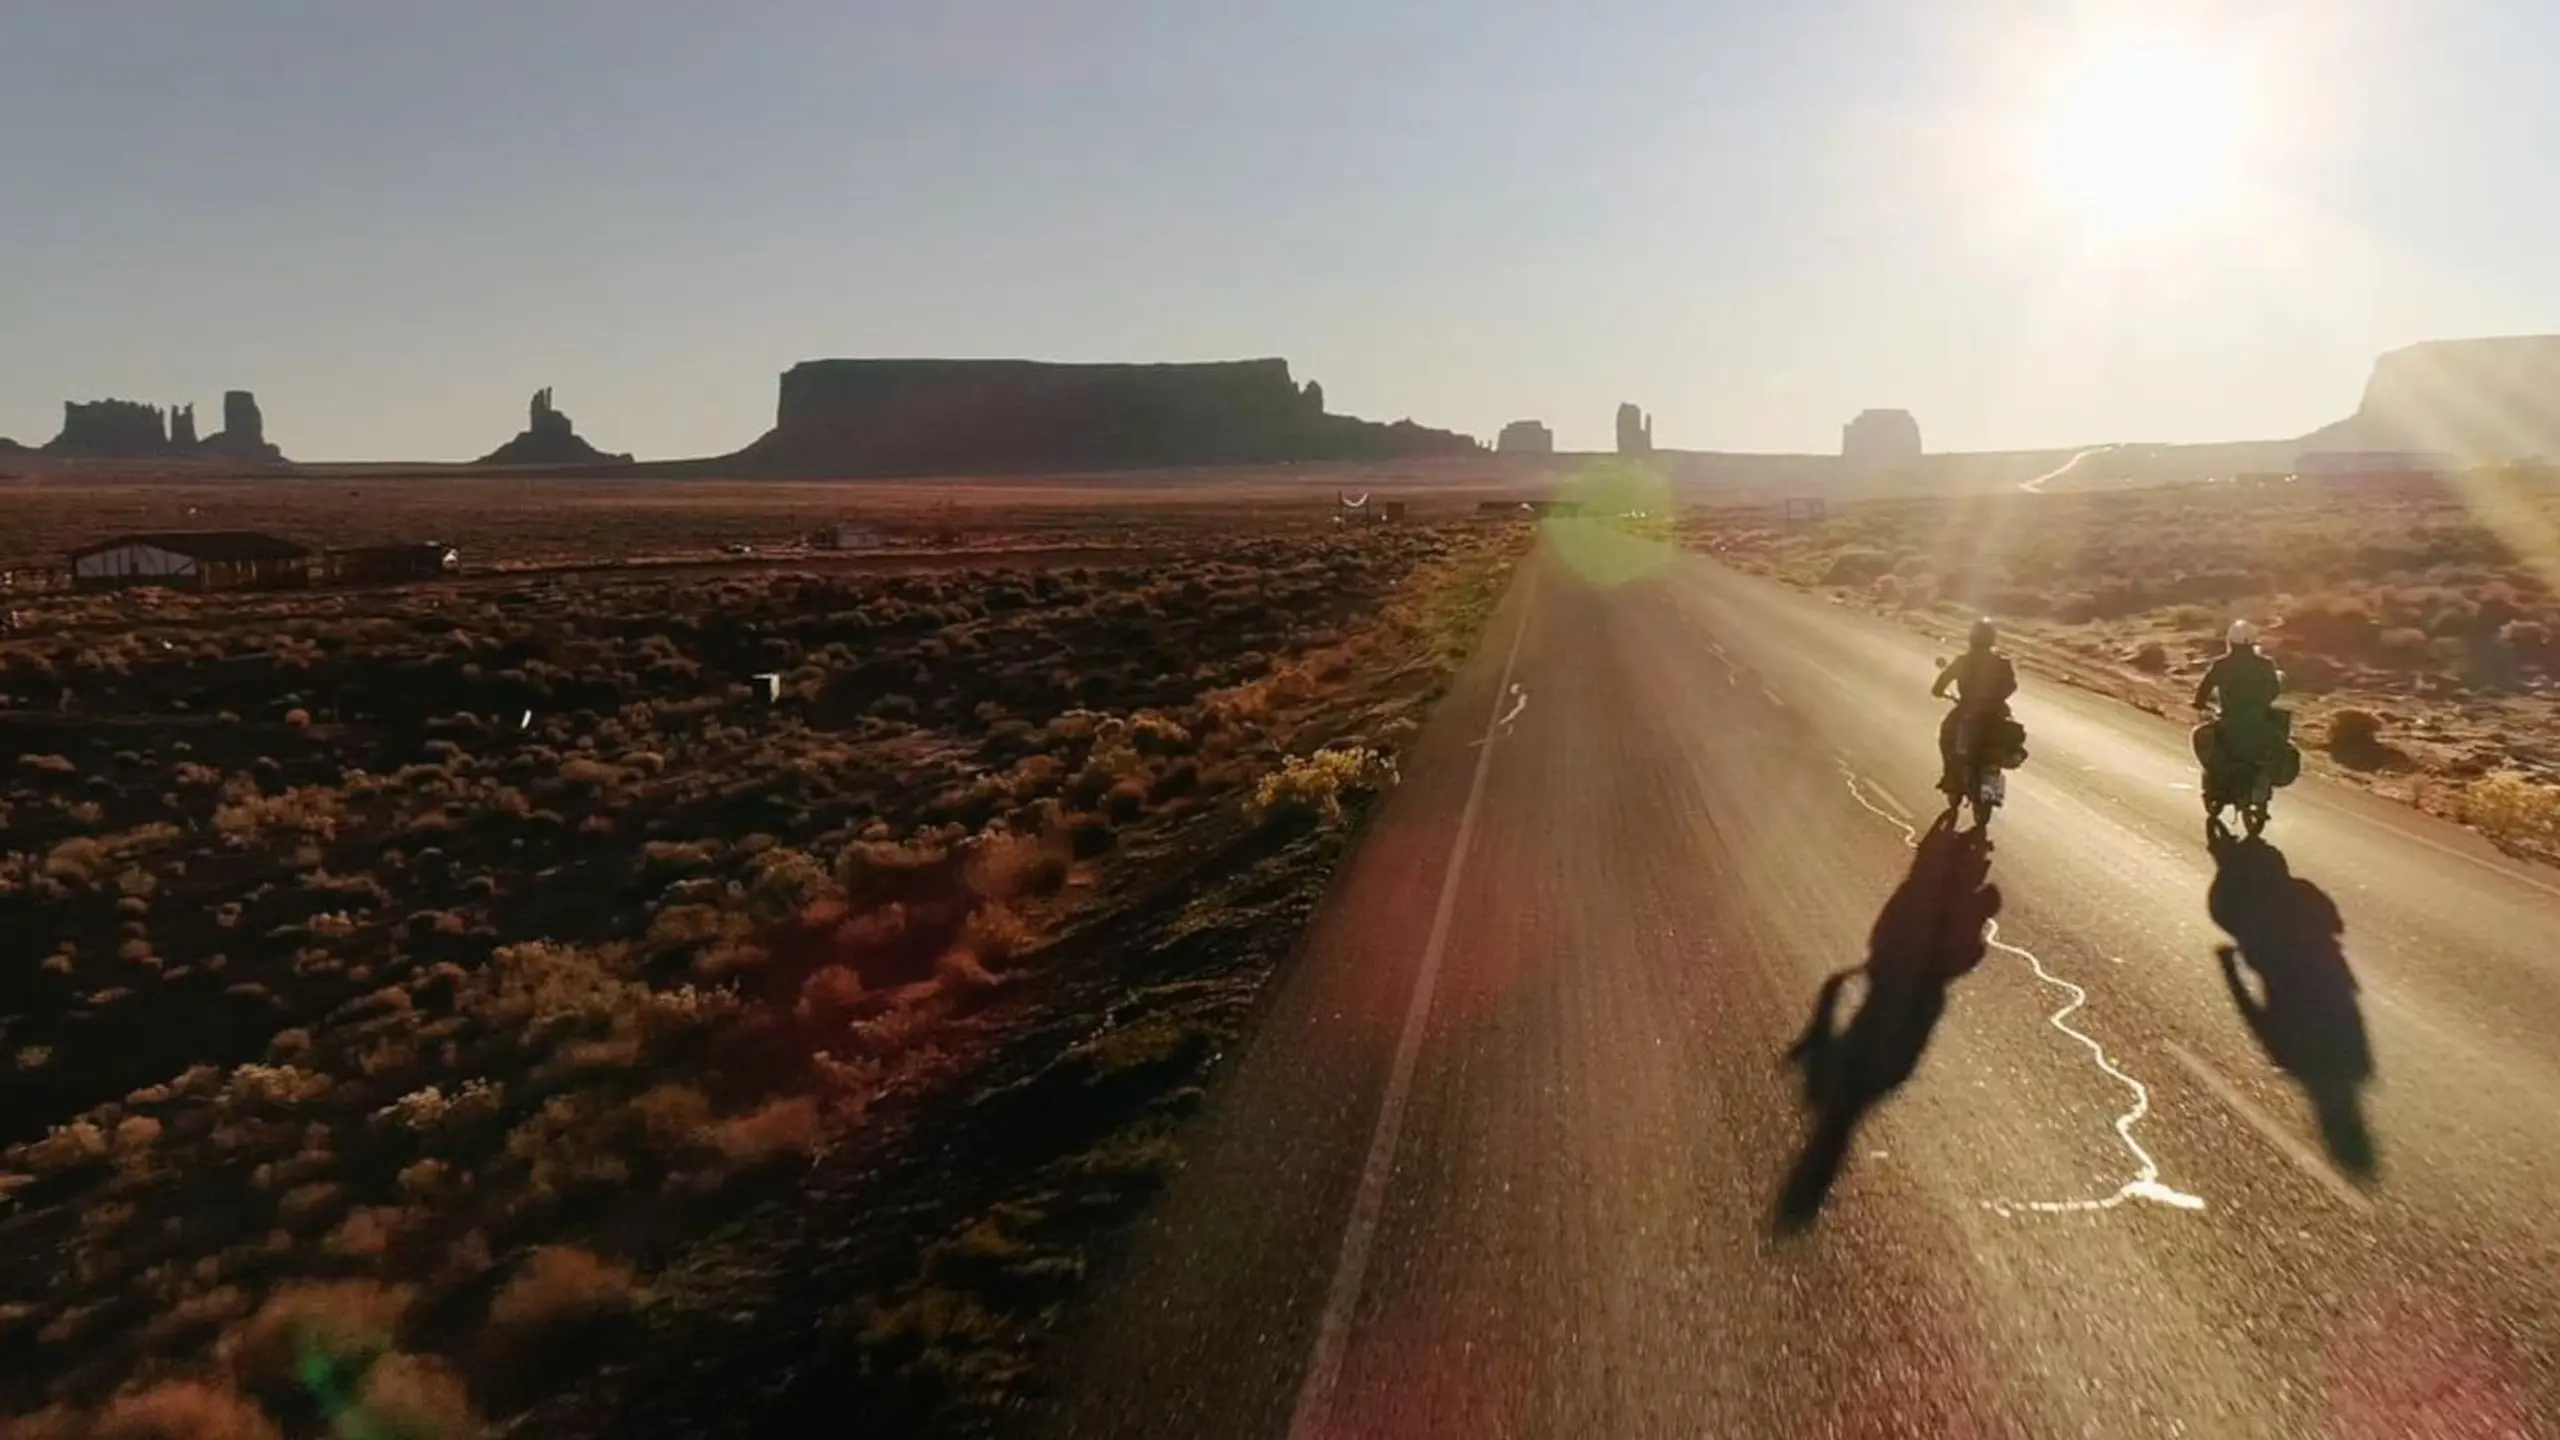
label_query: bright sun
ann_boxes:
[2044,43,2245,226]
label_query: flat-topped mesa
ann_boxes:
[2305,336,2560,461]
[475,387,633,466]
[46,399,169,456]
[729,357,1478,476]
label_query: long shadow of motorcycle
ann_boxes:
[2208,833,2379,1182]
[1774,814,2001,1231]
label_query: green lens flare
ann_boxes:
[1545,460,1676,588]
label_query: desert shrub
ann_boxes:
[324,1205,413,1259]
[88,1381,281,1440]
[965,831,1068,900]
[2130,641,2168,673]
[708,1097,824,1165]
[795,966,867,1026]
[2326,709,2383,753]
[348,1354,483,1440]
[1821,549,1893,587]
[2376,627,2430,666]
[2282,599,2375,655]
[2278,649,2345,694]
[962,903,1041,968]
[1102,778,1147,824]
[221,1280,413,1397]
[837,838,963,909]
[1251,747,1390,828]
[486,1248,642,1338]
[2456,774,2560,848]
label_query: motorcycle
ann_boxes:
[1939,696,2014,831]
[2194,701,2283,841]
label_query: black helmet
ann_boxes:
[1969,616,1997,649]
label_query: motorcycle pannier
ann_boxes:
[2270,741,2303,788]
[1984,716,2029,769]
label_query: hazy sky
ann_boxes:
[2,0,2551,459]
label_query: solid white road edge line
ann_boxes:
[1284,562,1541,1440]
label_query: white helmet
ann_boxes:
[2227,619,2259,646]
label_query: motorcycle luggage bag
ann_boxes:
[1983,716,2029,769]
[2270,740,2303,788]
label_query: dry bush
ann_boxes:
[323,1205,414,1260]
[485,1247,643,1339]
[220,1280,412,1396]
[1821,548,1893,586]
[935,947,1001,995]
[627,1082,714,1152]
[2326,709,2383,753]
[795,965,867,1026]
[709,1096,825,1166]
[1251,747,1392,828]
[88,1381,281,1440]
[2456,774,2560,849]
[964,831,1069,901]
[961,903,1041,969]
[349,1353,483,1440]
[0,1406,84,1440]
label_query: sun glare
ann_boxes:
[2043,43,2245,227]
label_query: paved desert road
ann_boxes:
[1037,524,2560,1439]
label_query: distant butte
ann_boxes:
[475,387,633,467]
[46,399,173,457]
[38,389,285,464]
[655,358,1481,478]
[199,389,283,463]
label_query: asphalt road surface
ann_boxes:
[1040,525,2560,1439]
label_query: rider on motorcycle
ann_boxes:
[1931,618,2017,797]
[2191,617,2293,743]
[2194,620,2285,799]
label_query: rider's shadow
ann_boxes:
[2208,836,2379,1181]
[1775,814,2001,1231]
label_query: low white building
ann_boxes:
[69,531,313,592]
[815,523,888,551]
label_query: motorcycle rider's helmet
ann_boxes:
[1969,617,1998,649]
[2227,619,2259,647]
